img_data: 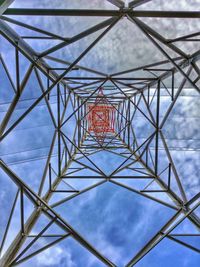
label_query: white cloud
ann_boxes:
[36,246,75,267]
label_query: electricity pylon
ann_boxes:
[0,0,199,266]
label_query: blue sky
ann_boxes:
[0,0,200,266]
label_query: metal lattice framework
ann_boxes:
[0,0,200,266]
[87,87,116,144]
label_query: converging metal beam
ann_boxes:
[129,0,152,8]
[106,0,124,8]
[4,8,200,18]
[0,0,14,15]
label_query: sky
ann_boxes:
[0,0,200,266]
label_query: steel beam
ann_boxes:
[106,0,124,8]
[129,0,152,8]
[4,9,200,18]
[0,0,14,15]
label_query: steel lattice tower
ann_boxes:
[0,0,200,266]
